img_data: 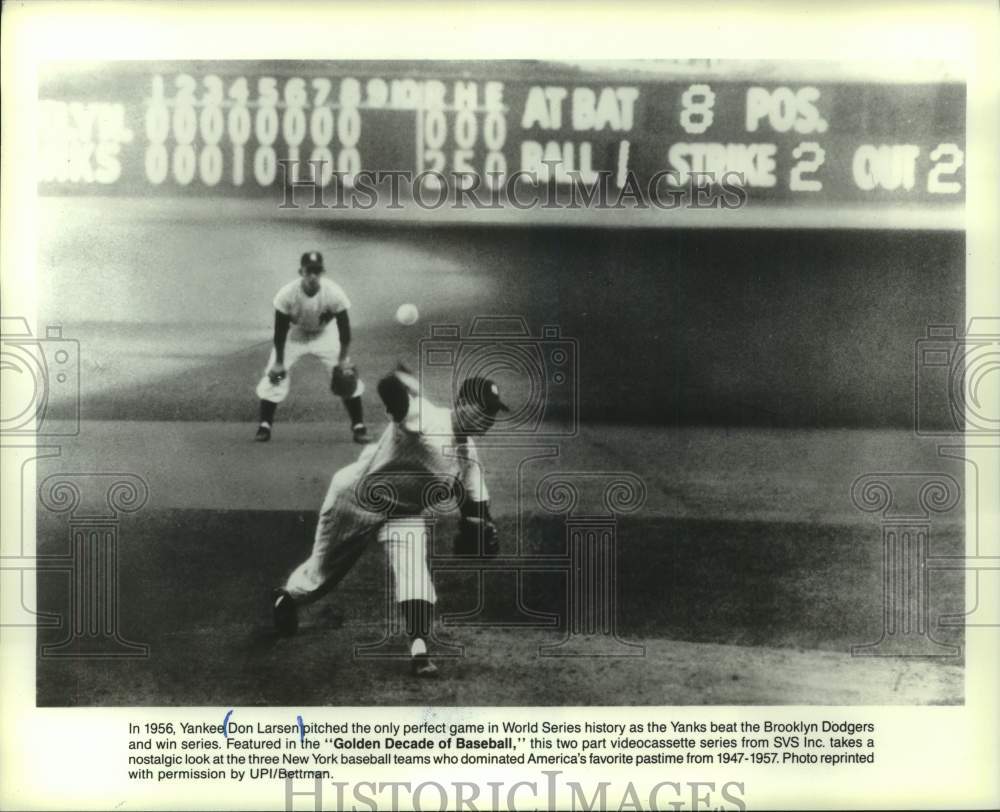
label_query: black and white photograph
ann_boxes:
[25,56,970,706]
[2,2,998,810]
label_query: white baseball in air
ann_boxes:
[395,303,419,326]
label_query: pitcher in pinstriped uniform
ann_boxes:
[272,367,508,677]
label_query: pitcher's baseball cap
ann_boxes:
[300,251,324,270]
[458,376,510,416]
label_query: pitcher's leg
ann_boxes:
[274,517,374,637]
[273,462,379,635]
[381,519,438,676]
[284,519,371,604]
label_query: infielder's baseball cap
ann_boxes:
[300,251,324,270]
[458,376,510,416]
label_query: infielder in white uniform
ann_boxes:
[272,367,507,677]
[255,250,370,444]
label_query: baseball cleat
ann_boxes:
[352,424,372,444]
[272,588,298,636]
[255,424,272,442]
[410,654,439,678]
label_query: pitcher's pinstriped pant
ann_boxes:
[283,458,436,605]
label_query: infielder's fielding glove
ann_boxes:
[331,363,360,398]
[454,517,500,557]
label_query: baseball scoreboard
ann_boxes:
[38,61,965,219]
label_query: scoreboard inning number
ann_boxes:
[39,69,963,203]
[679,84,716,135]
[145,74,364,188]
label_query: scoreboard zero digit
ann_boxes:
[38,62,965,222]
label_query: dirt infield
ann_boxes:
[35,422,964,706]
[37,617,963,707]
